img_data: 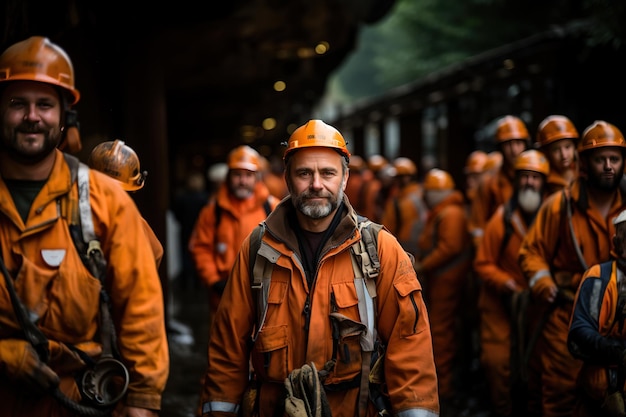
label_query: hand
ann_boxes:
[0,339,59,391]
[531,276,558,303]
[48,340,86,374]
[503,278,520,294]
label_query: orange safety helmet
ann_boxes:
[348,155,366,171]
[0,36,80,104]
[367,154,388,173]
[88,140,147,191]
[514,149,550,176]
[495,115,529,143]
[227,145,262,172]
[392,157,417,176]
[484,151,503,171]
[578,120,626,153]
[283,120,350,161]
[536,115,579,148]
[464,150,488,174]
[423,168,455,190]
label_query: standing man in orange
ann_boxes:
[381,157,428,257]
[473,150,549,417]
[415,168,473,414]
[519,120,626,417]
[535,115,580,195]
[189,145,279,323]
[469,116,530,248]
[0,36,168,416]
[199,119,439,417]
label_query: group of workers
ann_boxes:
[2,34,626,417]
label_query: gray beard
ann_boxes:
[517,188,542,213]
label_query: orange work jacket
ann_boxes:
[189,181,279,288]
[200,198,439,417]
[469,167,515,248]
[0,150,169,414]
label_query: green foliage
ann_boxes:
[330,0,624,103]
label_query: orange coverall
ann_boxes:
[473,202,533,416]
[568,261,626,417]
[0,150,169,415]
[469,167,515,249]
[381,182,428,258]
[519,179,626,417]
[417,190,473,400]
[189,181,279,317]
[200,198,439,417]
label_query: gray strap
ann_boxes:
[77,163,96,243]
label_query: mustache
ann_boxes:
[17,123,45,134]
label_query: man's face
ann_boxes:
[286,148,348,220]
[0,81,63,164]
[228,169,258,200]
[516,170,544,213]
[545,139,576,173]
[585,147,624,192]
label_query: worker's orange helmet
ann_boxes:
[535,115,579,148]
[367,155,388,173]
[348,155,366,171]
[495,115,529,143]
[578,121,626,153]
[484,151,503,171]
[283,120,350,161]
[423,168,455,190]
[392,157,417,176]
[88,140,147,191]
[0,36,80,104]
[464,150,488,174]
[227,145,262,172]
[514,150,550,176]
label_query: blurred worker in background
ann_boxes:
[360,154,391,222]
[519,120,626,417]
[189,145,279,325]
[568,208,626,417]
[199,119,439,417]
[464,150,489,206]
[262,154,289,200]
[0,36,168,416]
[534,115,580,195]
[415,168,473,415]
[344,154,370,215]
[381,156,428,257]
[485,151,503,175]
[473,150,550,417]
[469,116,530,249]
[88,139,163,267]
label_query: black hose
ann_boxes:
[51,387,115,417]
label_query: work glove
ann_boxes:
[48,340,86,374]
[530,276,558,304]
[0,339,59,391]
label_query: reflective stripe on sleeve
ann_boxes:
[396,408,439,417]
[529,270,550,288]
[202,401,240,415]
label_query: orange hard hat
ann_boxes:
[392,157,417,176]
[464,150,488,174]
[367,155,388,172]
[496,115,529,143]
[578,120,626,153]
[88,140,147,191]
[536,115,579,148]
[514,150,550,176]
[227,145,262,172]
[423,168,455,190]
[348,155,366,171]
[283,120,350,161]
[484,151,503,171]
[0,36,80,104]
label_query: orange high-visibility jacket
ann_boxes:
[200,198,439,417]
[0,150,169,414]
[519,178,626,417]
[189,181,279,288]
[382,182,428,258]
[469,167,515,248]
